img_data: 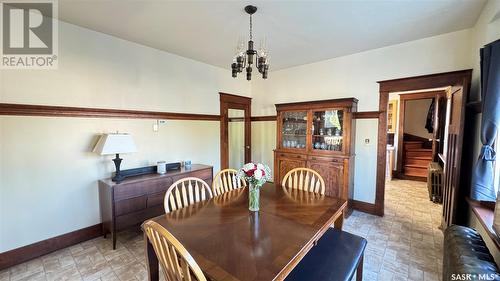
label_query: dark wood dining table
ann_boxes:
[144,182,347,281]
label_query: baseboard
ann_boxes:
[400,174,427,182]
[350,199,381,216]
[392,171,427,182]
[0,223,102,270]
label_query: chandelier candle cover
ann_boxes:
[237,162,272,211]
[231,5,269,80]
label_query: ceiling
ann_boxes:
[58,0,487,71]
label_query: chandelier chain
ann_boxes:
[249,14,253,41]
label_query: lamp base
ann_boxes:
[112,174,125,183]
[111,154,124,183]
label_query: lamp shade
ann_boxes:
[93,133,137,155]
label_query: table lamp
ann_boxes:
[93,133,137,183]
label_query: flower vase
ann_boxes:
[249,183,260,212]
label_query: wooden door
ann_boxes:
[441,86,465,230]
[307,160,344,198]
[220,93,252,170]
[431,96,446,162]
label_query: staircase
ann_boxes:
[403,141,432,178]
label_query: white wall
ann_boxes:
[0,21,250,111]
[0,20,250,252]
[251,29,473,204]
[251,121,277,178]
[404,99,433,139]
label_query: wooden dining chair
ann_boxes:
[143,220,207,281]
[281,168,326,195]
[164,177,213,213]
[212,169,246,196]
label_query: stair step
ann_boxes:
[405,158,431,166]
[405,148,432,152]
[404,143,423,149]
[404,166,428,177]
[405,164,428,169]
[407,156,433,160]
[406,151,433,158]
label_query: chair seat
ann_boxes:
[286,228,367,281]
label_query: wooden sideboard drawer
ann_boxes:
[172,168,212,182]
[114,177,172,201]
[147,192,165,208]
[144,178,172,195]
[115,196,147,216]
[114,183,146,201]
[115,205,164,231]
[308,156,343,163]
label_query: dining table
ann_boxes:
[144,182,347,281]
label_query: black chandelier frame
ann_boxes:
[231,5,269,81]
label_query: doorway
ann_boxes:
[375,70,472,225]
[220,93,252,170]
[389,90,446,181]
[228,109,246,169]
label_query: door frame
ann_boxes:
[375,70,472,216]
[220,92,252,169]
[395,90,446,179]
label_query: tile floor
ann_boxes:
[344,179,443,281]
[0,179,443,281]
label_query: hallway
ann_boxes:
[344,180,443,281]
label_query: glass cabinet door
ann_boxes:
[281,111,307,150]
[311,109,344,152]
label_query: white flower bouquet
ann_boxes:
[237,162,272,186]
[236,162,271,211]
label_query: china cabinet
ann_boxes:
[274,98,357,212]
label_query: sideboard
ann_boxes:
[98,164,213,249]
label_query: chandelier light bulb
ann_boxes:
[236,38,245,53]
[258,48,267,58]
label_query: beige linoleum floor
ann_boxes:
[0,179,443,281]
[344,179,443,281]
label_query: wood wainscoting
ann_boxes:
[250,115,276,121]
[0,103,279,123]
[0,103,221,121]
[352,111,382,119]
[0,224,103,270]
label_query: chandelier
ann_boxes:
[231,5,269,80]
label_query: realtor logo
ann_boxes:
[1,0,58,69]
